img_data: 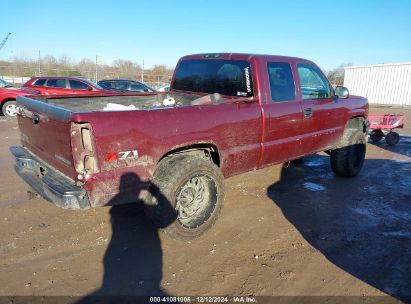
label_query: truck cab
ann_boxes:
[171,54,366,167]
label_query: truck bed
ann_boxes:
[15,89,262,207]
[31,92,232,113]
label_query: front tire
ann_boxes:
[290,157,304,164]
[145,155,225,241]
[330,129,366,177]
[2,100,17,118]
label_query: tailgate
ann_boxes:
[16,96,77,180]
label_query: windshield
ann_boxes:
[143,83,157,92]
[172,59,253,97]
[0,79,11,88]
[80,78,105,90]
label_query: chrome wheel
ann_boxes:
[176,175,216,228]
[5,103,17,117]
[145,156,224,240]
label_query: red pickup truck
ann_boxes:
[11,53,368,240]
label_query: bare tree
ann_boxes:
[0,54,174,86]
[327,63,353,86]
[112,59,142,79]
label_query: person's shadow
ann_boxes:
[267,154,411,302]
[77,172,176,303]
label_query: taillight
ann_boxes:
[71,123,98,177]
[84,155,97,172]
[81,128,93,151]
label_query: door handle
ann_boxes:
[304,108,313,118]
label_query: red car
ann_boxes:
[0,87,39,118]
[22,76,114,95]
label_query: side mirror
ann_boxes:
[335,86,349,99]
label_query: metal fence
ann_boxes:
[0,65,172,88]
[0,76,31,85]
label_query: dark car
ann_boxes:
[98,79,156,92]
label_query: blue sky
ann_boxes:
[2,0,410,70]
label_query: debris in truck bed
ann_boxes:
[102,103,137,111]
[162,97,176,106]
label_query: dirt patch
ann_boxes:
[0,107,410,301]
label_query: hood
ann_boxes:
[0,87,40,95]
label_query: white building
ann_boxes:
[344,62,411,106]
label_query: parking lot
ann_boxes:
[0,106,410,302]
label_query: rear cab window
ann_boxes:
[172,59,253,97]
[267,62,296,102]
[46,79,67,88]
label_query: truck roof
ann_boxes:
[180,53,311,63]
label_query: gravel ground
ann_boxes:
[0,106,410,303]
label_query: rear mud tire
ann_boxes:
[385,131,400,146]
[330,129,366,177]
[145,155,224,241]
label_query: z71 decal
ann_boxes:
[107,150,139,161]
[119,150,139,159]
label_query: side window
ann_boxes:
[130,83,146,92]
[113,82,129,90]
[267,62,296,102]
[297,64,332,99]
[47,79,67,88]
[69,80,90,90]
[100,81,111,89]
[33,79,46,86]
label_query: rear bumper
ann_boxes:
[10,146,90,209]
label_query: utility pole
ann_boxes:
[141,59,144,82]
[38,50,41,76]
[95,55,98,82]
